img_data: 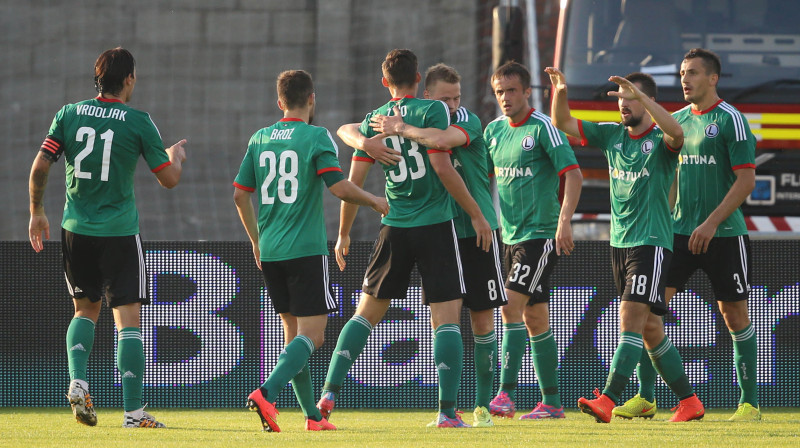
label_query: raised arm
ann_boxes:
[155,139,187,189]
[337,123,401,166]
[545,67,581,138]
[608,76,684,149]
[428,151,491,252]
[369,105,468,150]
[28,152,54,252]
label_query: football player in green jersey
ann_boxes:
[547,67,705,423]
[318,49,491,428]
[665,49,758,421]
[356,63,507,427]
[28,47,186,428]
[234,70,388,432]
[483,61,582,421]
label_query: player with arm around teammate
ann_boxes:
[546,67,705,423]
[317,49,492,428]
[363,62,508,427]
[233,69,388,432]
[28,47,186,428]
[482,61,583,420]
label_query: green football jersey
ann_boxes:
[43,97,169,237]
[484,108,579,244]
[234,118,344,262]
[450,106,499,238]
[356,96,456,228]
[578,120,679,249]
[672,100,756,237]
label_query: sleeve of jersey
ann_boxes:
[315,131,346,187]
[451,112,481,149]
[577,119,603,148]
[233,149,256,192]
[725,114,757,171]
[41,108,66,162]
[425,101,451,154]
[141,114,171,173]
[543,123,580,176]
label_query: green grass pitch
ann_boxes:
[3,407,799,447]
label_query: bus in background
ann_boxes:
[552,0,800,233]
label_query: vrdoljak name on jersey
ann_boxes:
[76,104,127,121]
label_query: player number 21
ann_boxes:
[74,126,114,181]
[259,150,299,204]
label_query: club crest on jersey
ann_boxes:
[521,135,535,151]
[704,123,720,138]
[641,139,654,154]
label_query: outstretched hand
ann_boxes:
[545,67,567,90]
[606,76,643,100]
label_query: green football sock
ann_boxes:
[473,331,497,409]
[117,327,145,412]
[602,332,643,403]
[499,322,527,401]
[530,329,561,408]
[434,324,463,419]
[731,324,758,406]
[291,362,322,421]
[636,347,657,402]
[262,335,315,403]
[66,317,95,382]
[322,315,373,397]
[648,336,694,400]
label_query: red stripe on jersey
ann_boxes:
[427,149,452,154]
[488,171,495,178]
[577,120,588,146]
[732,163,756,171]
[509,108,535,128]
[691,99,724,115]
[233,182,255,192]
[771,216,791,231]
[558,164,580,177]
[151,161,172,173]
[628,122,656,139]
[279,117,303,122]
[451,125,470,147]
[666,141,682,153]
[95,96,123,103]
[352,156,375,164]
[317,166,343,175]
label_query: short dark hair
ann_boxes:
[684,48,721,76]
[625,72,657,99]
[491,61,531,90]
[382,49,418,88]
[425,63,461,89]
[94,47,135,95]
[276,70,314,110]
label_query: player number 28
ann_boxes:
[259,150,298,204]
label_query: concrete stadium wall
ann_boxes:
[0,0,482,243]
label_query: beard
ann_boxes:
[621,112,642,128]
